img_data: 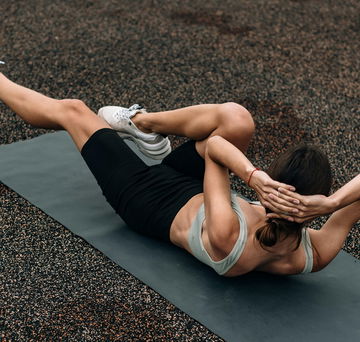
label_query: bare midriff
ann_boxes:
[169,193,204,252]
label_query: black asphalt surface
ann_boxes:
[1,0,359,340]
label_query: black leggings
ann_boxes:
[80,128,204,242]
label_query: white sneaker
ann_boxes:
[98,104,171,160]
[0,61,5,64]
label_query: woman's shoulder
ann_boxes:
[255,251,305,275]
[253,233,311,275]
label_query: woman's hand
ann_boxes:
[249,170,299,215]
[266,188,336,223]
[265,174,360,223]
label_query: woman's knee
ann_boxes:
[59,99,88,115]
[57,99,92,125]
[218,102,255,139]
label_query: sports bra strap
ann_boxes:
[301,228,314,274]
[188,193,248,275]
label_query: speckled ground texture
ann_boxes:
[0,0,359,340]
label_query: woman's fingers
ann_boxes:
[267,181,295,193]
[252,172,296,199]
[278,187,304,202]
[262,202,295,221]
[255,186,299,214]
[277,183,296,192]
[266,191,300,212]
[256,192,268,206]
[268,192,300,205]
[264,198,299,214]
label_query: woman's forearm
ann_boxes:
[206,135,296,209]
[310,199,360,272]
[329,174,360,211]
[206,135,255,183]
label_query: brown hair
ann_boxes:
[255,144,332,250]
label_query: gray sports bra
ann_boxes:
[188,192,314,275]
[301,228,314,274]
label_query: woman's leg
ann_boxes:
[131,102,255,157]
[0,73,254,154]
[0,73,110,151]
[0,73,160,234]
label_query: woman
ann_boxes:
[1,72,359,277]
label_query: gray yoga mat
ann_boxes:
[1,131,359,342]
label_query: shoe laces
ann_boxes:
[114,104,143,121]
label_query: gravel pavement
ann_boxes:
[1,0,359,340]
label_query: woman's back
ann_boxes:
[169,194,314,277]
[215,197,314,277]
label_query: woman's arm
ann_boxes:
[203,137,239,257]
[310,199,360,271]
[206,135,297,208]
[329,173,360,208]
[267,173,360,223]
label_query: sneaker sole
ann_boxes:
[118,132,170,151]
[120,134,172,160]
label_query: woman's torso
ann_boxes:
[169,193,313,276]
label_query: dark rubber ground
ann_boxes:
[1,0,359,340]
